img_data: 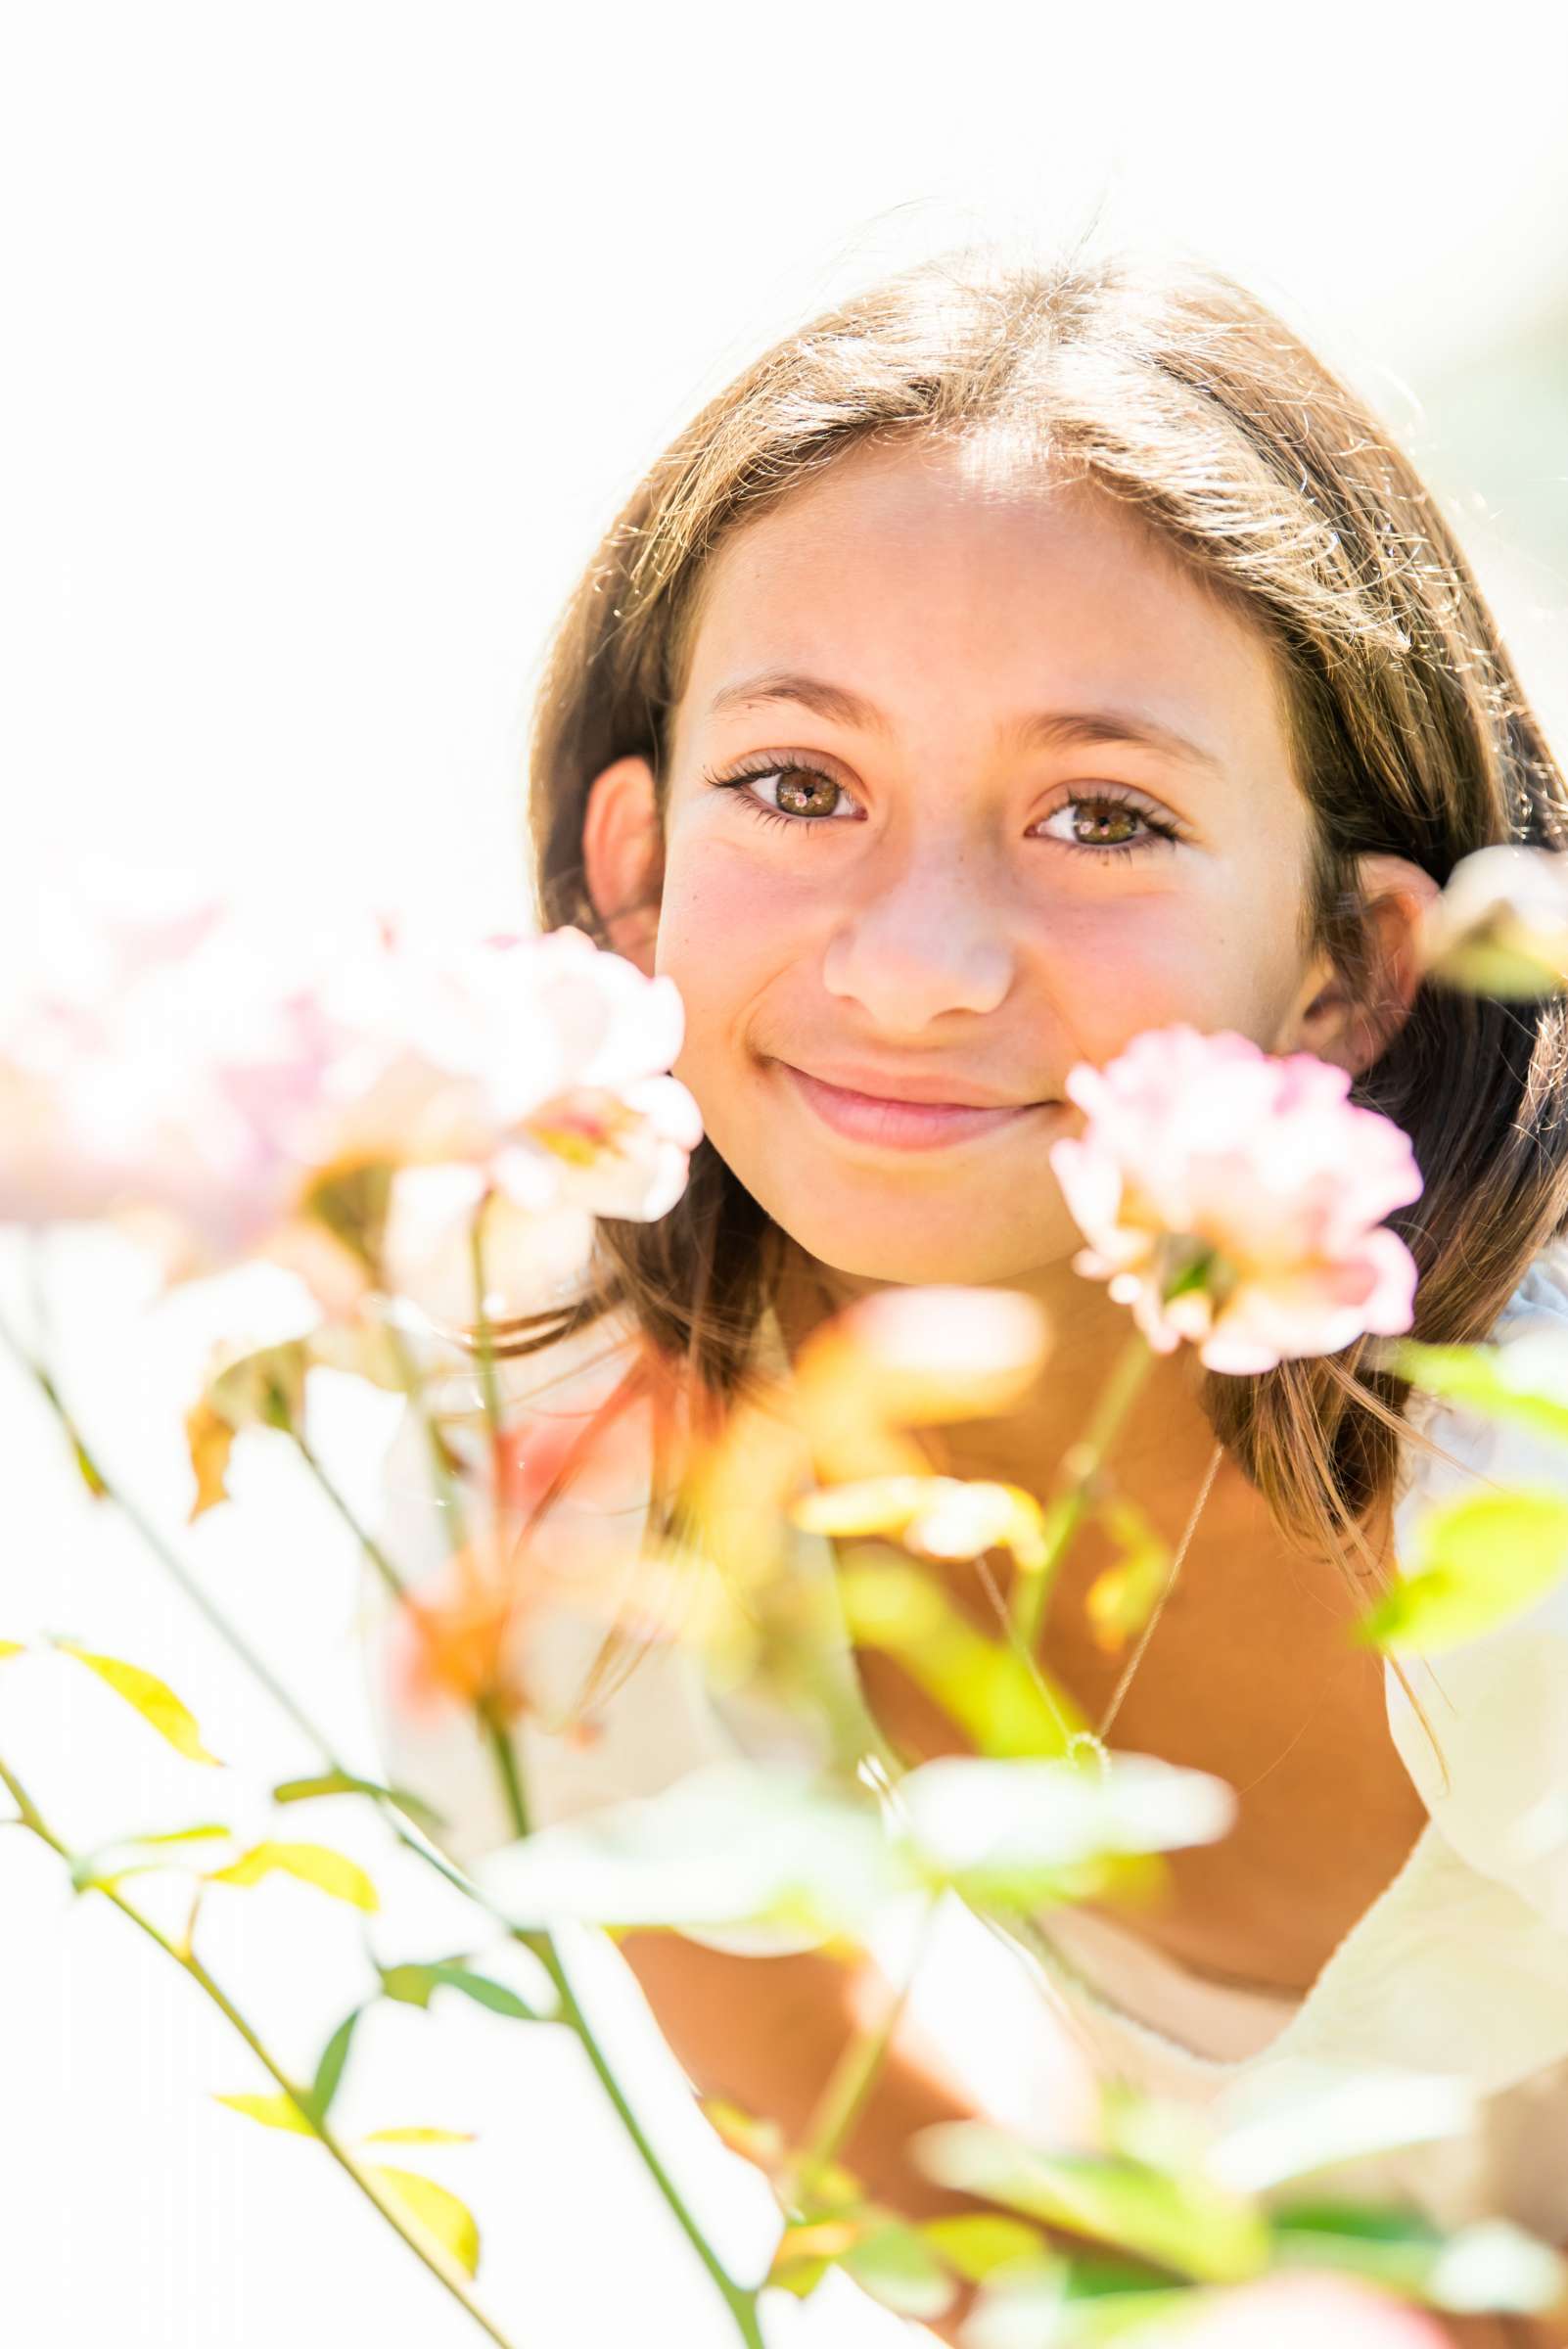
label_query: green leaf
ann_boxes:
[206,1840,379,1911]
[838,1557,1085,1759]
[272,1772,448,1832]
[122,1822,233,1846]
[377,1961,542,2021]
[0,1639,27,1661]
[69,1432,111,1498]
[305,2006,362,2125]
[841,2220,956,2321]
[359,2126,477,2146]
[52,1641,225,1766]
[204,1338,311,1435]
[915,2123,1270,2285]
[897,1753,1236,1909]
[72,1857,182,1893]
[69,1823,234,1895]
[766,2254,833,2301]
[1267,2203,1566,2318]
[767,2218,860,2299]
[368,2165,481,2279]
[920,2212,1047,2283]
[212,2091,315,2136]
[471,1761,905,1939]
[1357,1488,1568,1653]
[1388,1333,1568,1450]
[960,2257,1188,2349]
[1268,2199,1451,2297]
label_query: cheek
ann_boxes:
[1039,895,1295,1050]
[653,849,798,1065]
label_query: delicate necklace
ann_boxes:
[971,1434,1227,1769]
[783,1263,1228,1766]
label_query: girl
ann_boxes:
[364,239,1568,2345]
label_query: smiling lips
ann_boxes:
[777,1061,1058,1151]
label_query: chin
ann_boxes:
[763,1203,1057,1291]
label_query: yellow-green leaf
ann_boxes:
[767,2217,861,2298]
[919,2211,1044,2282]
[306,2006,363,2123]
[699,2096,786,2171]
[204,1338,310,1435]
[369,2165,481,2279]
[1083,1496,1172,1654]
[1386,1335,1568,1451]
[0,1639,27,1660]
[126,1822,233,1847]
[916,2124,1270,2285]
[272,1772,448,1831]
[376,1961,541,2021]
[1357,1488,1568,1653]
[837,1556,1086,1761]
[213,2091,314,2136]
[72,1858,176,1894]
[206,1840,379,1911]
[841,2221,956,2322]
[53,1642,225,1766]
[791,1474,932,1539]
[359,2126,477,2146]
[69,1824,232,1895]
[793,1475,1047,1572]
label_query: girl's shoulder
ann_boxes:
[1385,1234,1568,1939]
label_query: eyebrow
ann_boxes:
[705,668,1225,776]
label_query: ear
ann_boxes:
[1285,852,1443,1075]
[581,755,663,976]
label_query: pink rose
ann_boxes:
[1048,1027,1423,1373]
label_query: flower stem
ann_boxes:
[0,1748,525,2349]
[1009,1326,1156,1653]
[294,1434,408,1605]
[0,1314,349,1767]
[464,1206,765,2347]
[378,1311,471,1542]
[5,1282,766,2346]
[789,1895,939,2212]
[0,1313,505,1907]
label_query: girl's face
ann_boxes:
[586,436,1427,1293]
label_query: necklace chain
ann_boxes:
[788,1264,1227,1770]
[971,1435,1226,1770]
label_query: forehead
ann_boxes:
[671,436,1297,783]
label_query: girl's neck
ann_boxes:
[766,1243,1226,1510]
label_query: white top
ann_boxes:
[359,1241,1568,2238]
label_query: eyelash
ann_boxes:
[699,755,1183,863]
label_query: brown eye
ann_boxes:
[1033,790,1181,863]
[772,768,843,818]
[702,758,862,832]
[1073,802,1140,847]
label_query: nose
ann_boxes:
[819,842,1015,1028]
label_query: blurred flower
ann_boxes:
[1160,2271,1446,2344]
[0,879,701,1313]
[790,1286,1052,1483]
[1417,842,1568,998]
[386,1536,541,1726]
[1048,1027,1423,1373]
[792,1472,1047,1572]
[385,1334,685,1738]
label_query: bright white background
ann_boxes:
[2,4,1566,2344]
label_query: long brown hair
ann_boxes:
[478,236,1568,1759]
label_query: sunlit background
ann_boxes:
[3,4,1566,2342]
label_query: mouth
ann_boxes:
[776,1062,1060,1153]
